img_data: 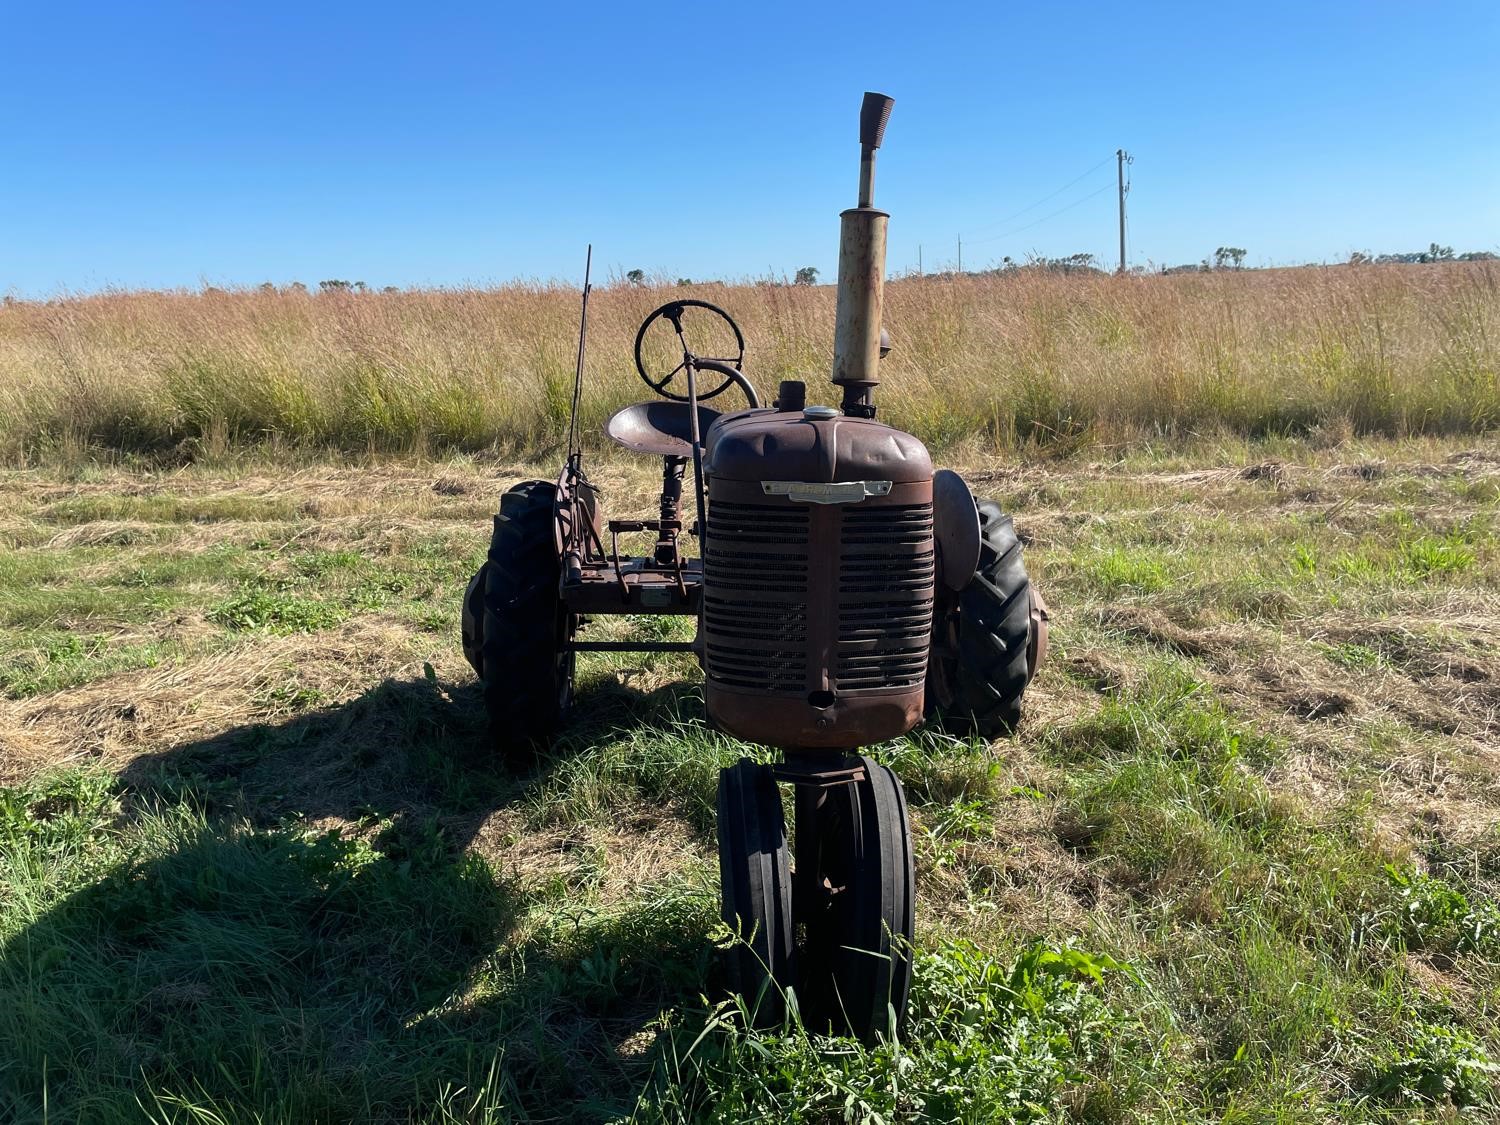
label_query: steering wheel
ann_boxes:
[633,300,758,407]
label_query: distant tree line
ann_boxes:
[1158,242,1496,274]
[193,240,1500,299]
[914,253,1106,279]
[1349,243,1496,265]
[623,266,820,287]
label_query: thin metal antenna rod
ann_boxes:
[566,245,593,461]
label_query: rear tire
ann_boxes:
[927,499,1037,738]
[463,480,575,754]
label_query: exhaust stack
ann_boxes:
[832,92,894,418]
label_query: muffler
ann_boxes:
[832,92,894,418]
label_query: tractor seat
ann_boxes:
[604,400,721,457]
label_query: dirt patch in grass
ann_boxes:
[1094,604,1243,664]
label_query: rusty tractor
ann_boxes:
[462,93,1046,1039]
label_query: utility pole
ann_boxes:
[918,244,922,277]
[1116,149,1131,274]
[957,235,962,275]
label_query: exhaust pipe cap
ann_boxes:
[860,93,895,152]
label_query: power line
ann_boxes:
[963,154,1116,237]
[966,182,1114,247]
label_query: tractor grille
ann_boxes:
[703,497,934,696]
[836,504,934,691]
[703,501,810,694]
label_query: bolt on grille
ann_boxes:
[705,495,934,697]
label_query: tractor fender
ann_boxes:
[931,468,981,593]
[1028,585,1050,673]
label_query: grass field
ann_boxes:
[3,262,1498,462]
[2,433,1498,1122]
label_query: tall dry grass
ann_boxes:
[1,262,1496,461]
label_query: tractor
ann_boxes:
[461,93,1047,1040]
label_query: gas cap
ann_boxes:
[803,405,839,420]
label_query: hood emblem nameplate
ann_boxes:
[760,480,893,505]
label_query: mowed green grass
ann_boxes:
[1,439,1499,1123]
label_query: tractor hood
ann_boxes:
[704,407,932,485]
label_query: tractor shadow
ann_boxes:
[0,672,723,1123]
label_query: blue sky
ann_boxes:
[2,1,1496,295]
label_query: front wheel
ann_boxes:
[461,480,575,754]
[794,756,915,1042]
[717,759,794,1026]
